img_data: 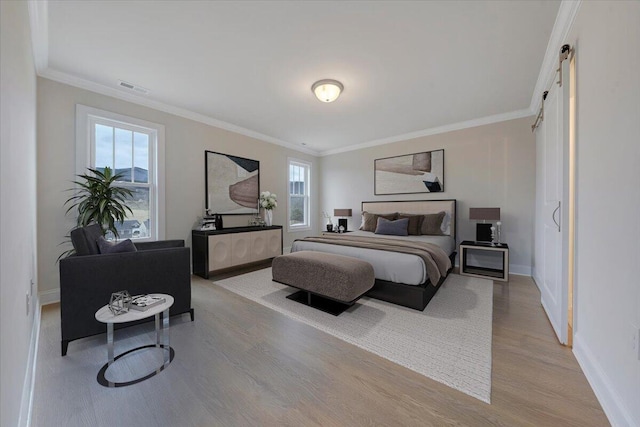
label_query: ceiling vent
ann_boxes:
[118,80,149,95]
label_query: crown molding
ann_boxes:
[27,0,318,156]
[529,0,582,114]
[38,69,320,156]
[28,0,552,159]
[319,108,534,157]
[27,0,49,73]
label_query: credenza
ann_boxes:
[192,226,283,279]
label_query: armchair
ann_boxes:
[59,224,193,356]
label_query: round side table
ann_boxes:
[94,293,174,387]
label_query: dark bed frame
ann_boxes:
[361,199,457,311]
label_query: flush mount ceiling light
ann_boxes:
[311,79,344,103]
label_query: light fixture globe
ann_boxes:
[312,79,343,103]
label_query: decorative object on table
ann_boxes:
[108,290,131,315]
[374,149,444,195]
[259,191,277,226]
[322,211,333,231]
[129,294,167,311]
[469,207,500,242]
[200,217,216,231]
[60,167,134,259]
[333,208,352,232]
[205,150,259,215]
[496,221,502,244]
[249,216,265,227]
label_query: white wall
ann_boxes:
[37,78,319,297]
[319,117,536,274]
[0,1,39,426]
[567,2,640,426]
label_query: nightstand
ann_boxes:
[459,240,509,282]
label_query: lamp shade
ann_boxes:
[334,209,352,217]
[312,79,343,103]
[469,207,500,221]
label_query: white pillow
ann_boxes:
[440,211,451,235]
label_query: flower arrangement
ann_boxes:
[259,191,277,210]
[322,211,332,224]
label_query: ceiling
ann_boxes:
[39,1,561,155]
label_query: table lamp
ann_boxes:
[334,209,352,232]
[469,207,500,242]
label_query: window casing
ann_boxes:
[288,158,311,232]
[76,105,165,241]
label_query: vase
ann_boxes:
[265,209,273,226]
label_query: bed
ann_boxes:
[291,199,457,310]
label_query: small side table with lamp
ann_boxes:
[462,207,508,281]
[334,208,352,233]
[469,207,501,242]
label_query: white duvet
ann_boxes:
[290,230,455,286]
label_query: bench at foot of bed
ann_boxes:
[272,251,375,316]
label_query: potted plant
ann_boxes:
[63,167,133,250]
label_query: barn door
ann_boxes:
[534,50,572,345]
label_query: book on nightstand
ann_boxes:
[129,295,166,311]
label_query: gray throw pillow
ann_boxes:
[420,212,446,235]
[375,217,409,236]
[97,236,138,254]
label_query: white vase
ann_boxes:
[265,209,273,226]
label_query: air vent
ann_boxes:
[118,80,149,95]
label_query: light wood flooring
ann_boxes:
[32,267,608,426]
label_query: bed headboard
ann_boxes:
[360,199,457,239]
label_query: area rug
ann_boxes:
[214,268,493,403]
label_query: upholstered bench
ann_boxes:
[272,251,375,315]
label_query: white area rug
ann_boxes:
[215,268,494,403]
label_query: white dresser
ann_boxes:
[192,226,283,278]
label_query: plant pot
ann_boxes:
[265,210,273,227]
[326,224,333,232]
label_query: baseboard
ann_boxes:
[573,333,636,427]
[38,288,60,305]
[509,264,531,276]
[532,270,541,290]
[18,295,41,427]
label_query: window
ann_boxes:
[288,158,311,231]
[76,105,165,241]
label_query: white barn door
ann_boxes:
[534,59,570,345]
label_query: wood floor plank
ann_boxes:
[31,269,609,426]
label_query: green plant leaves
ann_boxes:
[61,167,134,260]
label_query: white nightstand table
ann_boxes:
[95,293,174,387]
[459,241,509,282]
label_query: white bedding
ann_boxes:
[290,231,455,286]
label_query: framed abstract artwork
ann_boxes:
[205,151,260,214]
[374,149,444,195]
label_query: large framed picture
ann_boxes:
[205,151,260,214]
[374,149,444,195]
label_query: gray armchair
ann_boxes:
[59,224,193,356]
